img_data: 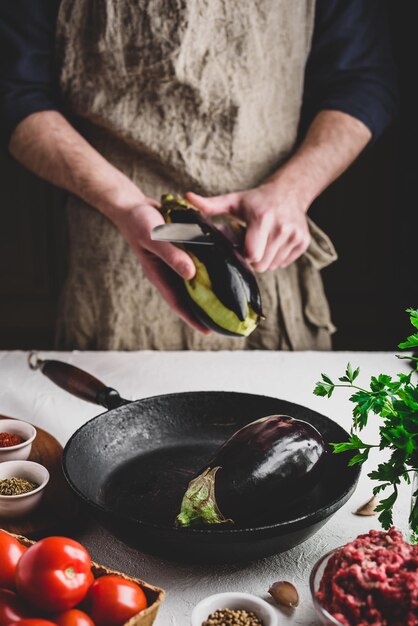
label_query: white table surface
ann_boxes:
[0,350,411,625]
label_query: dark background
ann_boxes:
[0,7,415,351]
[311,2,416,351]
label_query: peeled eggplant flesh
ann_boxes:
[160,194,263,336]
[176,415,327,527]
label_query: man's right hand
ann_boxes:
[107,197,211,334]
[9,112,210,335]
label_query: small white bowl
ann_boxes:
[0,419,37,462]
[191,592,280,626]
[0,460,49,518]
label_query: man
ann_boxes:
[0,1,397,350]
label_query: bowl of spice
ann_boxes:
[0,460,49,518]
[191,592,280,626]
[0,419,37,462]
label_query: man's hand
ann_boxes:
[187,110,372,272]
[106,198,210,334]
[186,183,311,272]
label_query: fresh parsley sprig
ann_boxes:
[314,308,418,530]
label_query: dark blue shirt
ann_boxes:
[0,0,397,148]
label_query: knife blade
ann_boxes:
[152,215,246,248]
[151,223,215,245]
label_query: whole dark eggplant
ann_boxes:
[160,194,263,336]
[176,415,327,527]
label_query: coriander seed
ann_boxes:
[202,607,264,625]
[0,477,38,496]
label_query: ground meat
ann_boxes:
[316,528,418,626]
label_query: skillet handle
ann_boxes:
[28,352,129,409]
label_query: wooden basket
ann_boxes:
[9,532,165,626]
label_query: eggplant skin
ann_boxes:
[176,415,327,528]
[160,194,262,337]
[185,290,256,337]
[184,253,259,337]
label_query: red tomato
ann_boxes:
[53,610,94,626]
[0,589,29,626]
[0,531,26,589]
[88,576,147,626]
[9,621,57,626]
[15,537,93,612]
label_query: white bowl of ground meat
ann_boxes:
[310,527,418,626]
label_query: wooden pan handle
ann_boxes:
[28,352,129,409]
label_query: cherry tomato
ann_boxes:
[53,610,94,626]
[0,531,26,589]
[10,621,57,626]
[88,576,147,626]
[0,589,29,626]
[16,537,93,612]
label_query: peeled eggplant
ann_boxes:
[160,194,263,336]
[176,415,327,527]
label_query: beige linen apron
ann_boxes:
[55,0,337,350]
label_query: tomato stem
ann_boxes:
[65,566,76,579]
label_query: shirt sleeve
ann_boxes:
[301,0,398,142]
[0,0,61,148]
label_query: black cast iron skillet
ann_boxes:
[29,354,360,563]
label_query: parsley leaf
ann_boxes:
[313,308,418,531]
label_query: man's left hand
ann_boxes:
[186,182,311,272]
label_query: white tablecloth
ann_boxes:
[0,351,411,625]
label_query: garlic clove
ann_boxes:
[268,580,299,608]
[354,495,378,516]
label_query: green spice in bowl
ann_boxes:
[0,460,49,519]
[191,593,279,626]
[202,607,263,625]
[0,477,38,496]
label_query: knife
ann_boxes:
[151,223,215,245]
[151,215,246,248]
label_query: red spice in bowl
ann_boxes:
[0,433,23,448]
[315,528,418,626]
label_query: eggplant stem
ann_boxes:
[176,467,233,527]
